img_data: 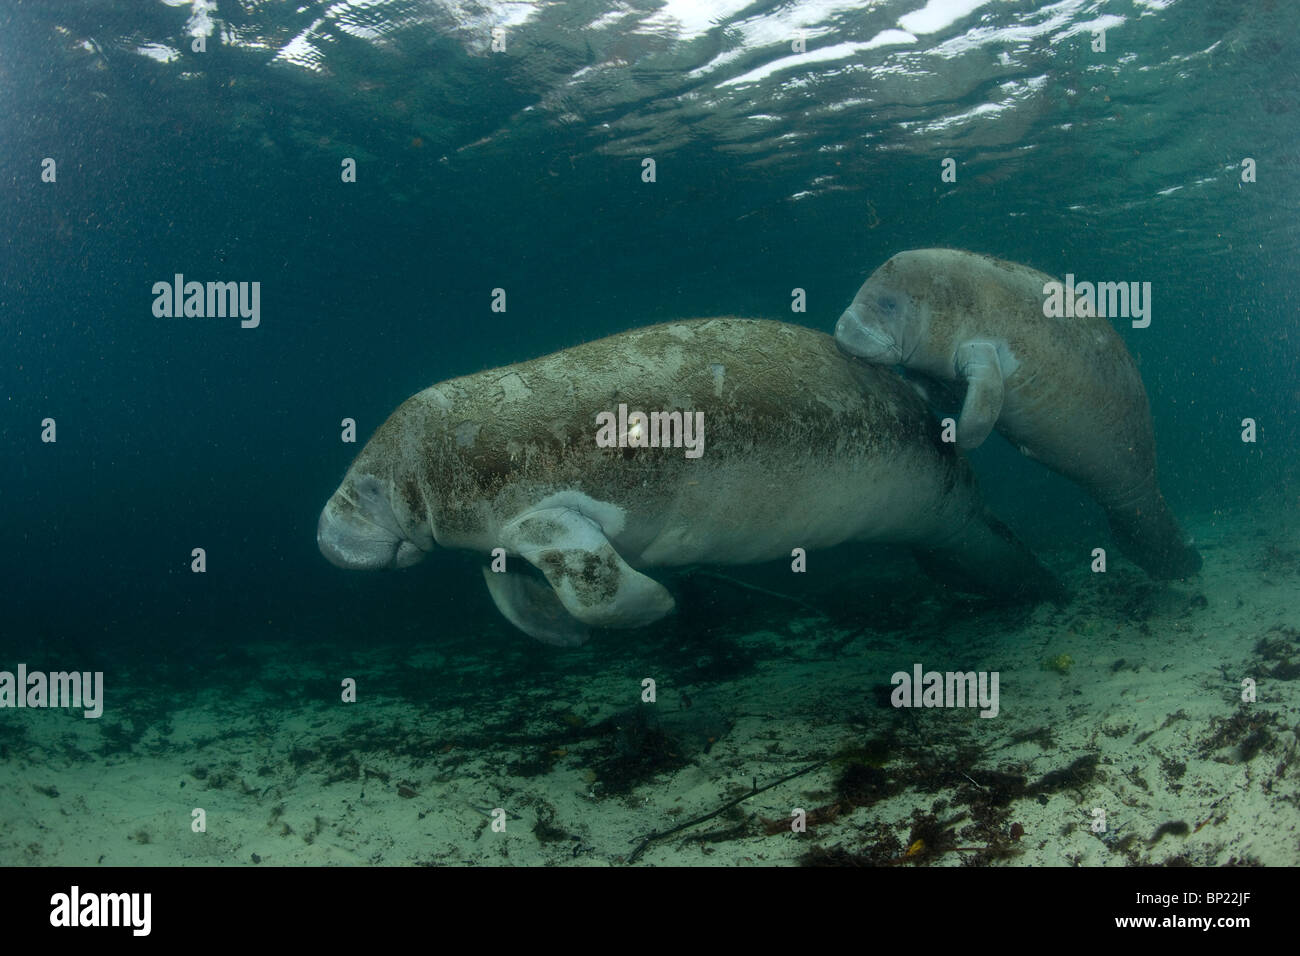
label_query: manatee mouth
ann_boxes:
[317,495,427,570]
[835,305,904,364]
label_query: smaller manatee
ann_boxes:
[835,249,1200,580]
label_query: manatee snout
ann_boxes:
[317,475,427,570]
[835,295,904,364]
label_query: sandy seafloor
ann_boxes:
[3,498,1298,868]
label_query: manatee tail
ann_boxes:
[1105,494,1202,579]
[914,509,1066,603]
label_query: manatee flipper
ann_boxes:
[954,341,1004,450]
[481,567,590,647]
[500,508,676,631]
[914,509,1065,603]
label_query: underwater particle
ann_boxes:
[1009,822,1024,841]
[1043,653,1074,674]
[903,838,925,859]
[397,783,418,799]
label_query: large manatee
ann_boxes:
[318,317,1060,644]
[835,249,1200,579]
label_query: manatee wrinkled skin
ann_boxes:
[835,249,1200,579]
[318,317,1060,644]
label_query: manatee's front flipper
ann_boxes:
[482,567,590,647]
[498,508,676,633]
[954,341,1004,450]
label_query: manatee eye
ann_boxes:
[876,294,899,315]
[357,477,382,501]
